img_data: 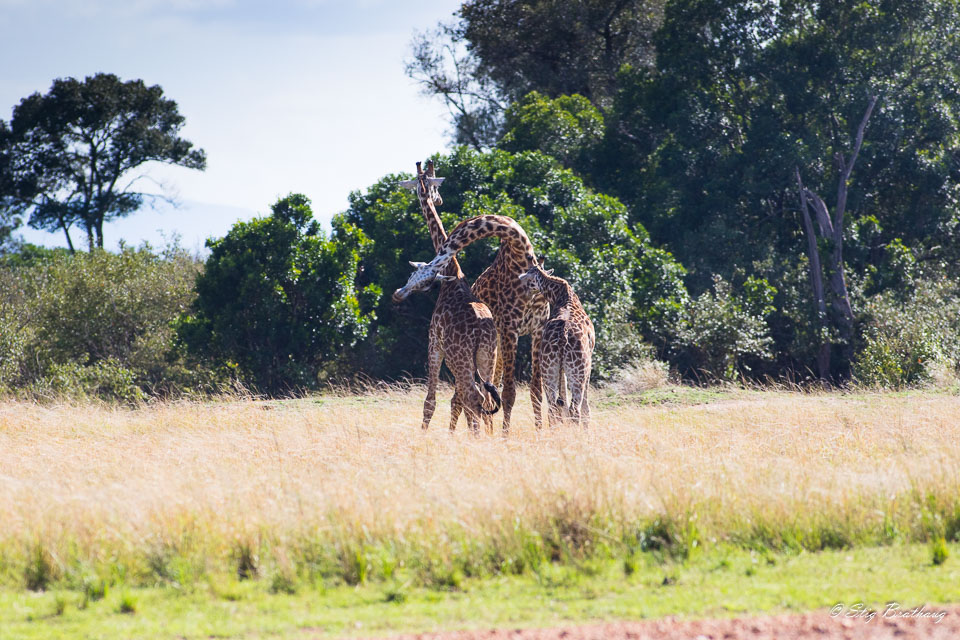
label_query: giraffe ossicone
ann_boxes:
[399,176,445,191]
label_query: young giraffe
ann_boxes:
[393,161,501,433]
[394,214,551,432]
[519,264,595,427]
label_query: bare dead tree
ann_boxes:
[796,95,878,380]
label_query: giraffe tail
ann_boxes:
[479,379,502,415]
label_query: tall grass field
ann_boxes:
[1,386,958,599]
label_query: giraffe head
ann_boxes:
[518,263,554,293]
[398,160,445,208]
[391,259,455,303]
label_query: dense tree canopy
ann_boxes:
[0,73,206,252]
[606,0,960,276]
[407,0,665,147]
[408,0,960,381]
[601,0,960,377]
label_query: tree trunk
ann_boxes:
[796,169,830,380]
[795,96,877,381]
[56,212,76,255]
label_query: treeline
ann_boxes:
[3,0,960,399]
[408,0,960,384]
[3,146,959,400]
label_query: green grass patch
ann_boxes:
[2,543,958,639]
[598,384,749,407]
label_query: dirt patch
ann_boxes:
[358,604,960,640]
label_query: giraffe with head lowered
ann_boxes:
[519,264,595,427]
[393,161,501,433]
[395,214,551,432]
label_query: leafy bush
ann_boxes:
[179,194,379,393]
[667,275,775,380]
[853,280,960,388]
[36,359,146,404]
[0,271,28,389]
[0,243,204,400]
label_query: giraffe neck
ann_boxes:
[538,273,574,309]
[417,188,463,279]
[432,215,537,271]
[416,190,447,253]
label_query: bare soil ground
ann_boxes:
[360,605,960,640]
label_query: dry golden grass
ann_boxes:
[606,360,670,394]
[1,387,958,584]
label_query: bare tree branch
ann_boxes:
[834,95,878,233]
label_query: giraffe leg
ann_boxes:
[567,373,584,427]
[449,389,463,432]
[580,390,591,428]
[452,362,483,435]
[493,333,505,389]
[498,333,519,435]
[570,374,590,426]
[481,404,494,434]
[581,356,592,429]
[565,342,589,428]
[530,331,544,430]
[422,341,443,430]
[558,371,567,409]
[542,352,563,429]
[475,325,499,435]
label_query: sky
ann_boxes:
[0,0,463,252]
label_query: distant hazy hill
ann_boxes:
[18,200,258,256]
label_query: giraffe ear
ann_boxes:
[435,274,456,281]
[398,179,418,191]
[425,177,445,188]
[409,261,427,269]
[545,268,554,276]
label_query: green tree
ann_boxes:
[407,0,665,147]
[418,0,960,380]
[0,121,23,254]
[0,73,206,252]
[179,195,378,393]
[667,275,775,380]
[600,0,960,378]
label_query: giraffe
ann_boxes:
[394,214,551,432]
[393,161,501,433]
[519,264,595,428]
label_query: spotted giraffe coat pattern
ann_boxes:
[519,264,595,428]
[396,214,551,431]
[393,161,500,433]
